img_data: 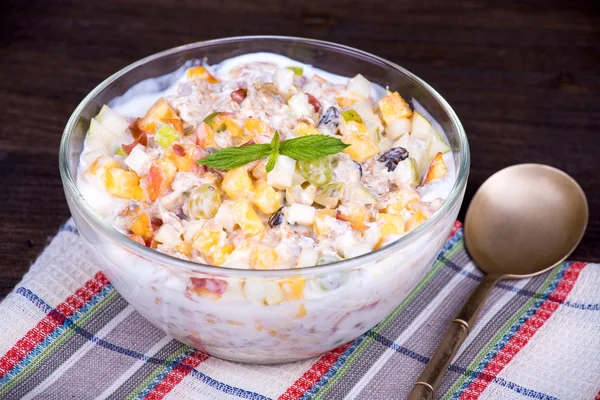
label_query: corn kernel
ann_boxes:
[252,179,282,214]
[222,167,254,200]
[378,91,413,125]
[232,199,264,237]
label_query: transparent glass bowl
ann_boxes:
[59,36,469,364]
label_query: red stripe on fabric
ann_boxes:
[459,262,587,400]
[594,390,600,400]
[278,342,352,400]
[449,220,462,238]
[0,271,110,378]
[144,351,209,400]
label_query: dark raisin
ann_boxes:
[268,207,284,228]
[378,147,409,172]
[354,161,363,178]
[230,88,247,105]
[318,106,340,132]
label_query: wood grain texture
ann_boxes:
[0,0,598,297]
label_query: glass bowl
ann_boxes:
[59,36,469,364]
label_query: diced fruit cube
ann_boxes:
[188,277,228,300]
[296,248,318,268]
[154,124,180,148]
[335,93,360,108]
[286,185,317,206]
[104,168,143,200]
[427,132,451,159]
[192,227,233,266]
[293,122,322,137]
[87,118,117,148]
[285,204,316,226]
[405,210,427,232]
[222,167,254,200]
[378,91,412,125]
[176,242,193,258]
[130,211,153,239]
[288,92,313,118]
[124,145,156,176]
[162,144,199,172]
[347,74,371,99]
[86,155,120,177]
[231,199,264,237]
[385,118,411,140]
[128,234,146,246]
[423,152,447,184]
[273,68,294,98]
[207,113,243,137]
[313,209,336,236]
[341,121,379,163]
[252,179,282,214]
[96,105,129,135]
[280,277,306,300]
[346,184,378,205]
[352,100,384,143]
[336,204,367,224]
[267,155,296,189]
[383,186,421,213]
[377,213,405,239]
[244,118,273,137]
[138,98,182,133]
[392,158,419,187]
[195,122,217,148]
[251,243,279,270]
[154,224,182,246]
[341,243,371,259]
[213,201,236,232]
[411,111,435,140]
[186,66,219,84]
[314,183,343,208]
[264,281,284,305]
[146,159,177,201]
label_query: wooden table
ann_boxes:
[1,0,598,298]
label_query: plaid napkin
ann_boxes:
[0,220,598,400]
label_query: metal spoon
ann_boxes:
[408,164,588,400]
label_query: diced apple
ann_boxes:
[392,158,419,187]
[352,100,384,144]
[288,92,313,118]
[296,248,319,268]
[411,111,436,140]
[267,155,296,189]
[154,224,182,246]
[385,118,411,140]
[285,204,316,226]
[427,132,451,159]
[87,118,117,148]
[146,159,177,201]
[273,68,295,99]
[345,184,378,205]
[264,281,284,305]
[378,91,412,125]
[96,105,129,135]
[422,152,447,184]
[382,186,421,213]
[341,243,371,259]
[213,201,236,231]
[347,74,371,99]
[313,209,337,236]
[186,66,219,84]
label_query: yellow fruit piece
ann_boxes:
[293,122,321,137]
[138,98,182,133]
[192,227,233,266]
[378,91,413,125]
[222,167,254,200]
[186,66,219,84]
[280,278,305,300]
[405,210,428,233]
[104,168,142,199]
[195,122,217,148]
[336,93,359,108]
[130,211,153,239]
[162,144,195,172]
[243,118,273,136]
[384,187,421,213]
[377,213,405,238]
[423,152,447,184]
[250,243,278,270]
[342,122,379,163]
[176,242,193,258]
[87,155,120,176]
[336,204,367,224]
[252,179,282,214]
[232,199,264,237]
[313,209,336,236]
[209,113,243,137]
[296,304,307,319]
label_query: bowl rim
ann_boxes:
[59,35,470,278]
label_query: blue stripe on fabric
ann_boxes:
[15,290,272,400]
[450,261,571,400]
[58,224,79,234]
[0,284,114,385]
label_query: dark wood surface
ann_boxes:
[1,0,598,298]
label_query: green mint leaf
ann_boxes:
[279,135,349,161]
[266,131,281,172]
[197,143,272,170]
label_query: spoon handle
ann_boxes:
[408,274,500,400]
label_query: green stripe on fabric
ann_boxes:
[440,265,562,399]
[124,345,189,400]
[0,289,120,395]
[313,238,465,400]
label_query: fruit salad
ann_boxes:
[79,56,454,272]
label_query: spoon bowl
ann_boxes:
[465,164,588,278]
[409,164,588,400]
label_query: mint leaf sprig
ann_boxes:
[198,132,349,171]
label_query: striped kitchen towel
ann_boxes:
[0,220,598,400]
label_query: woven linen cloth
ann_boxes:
[0,220,598,400]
